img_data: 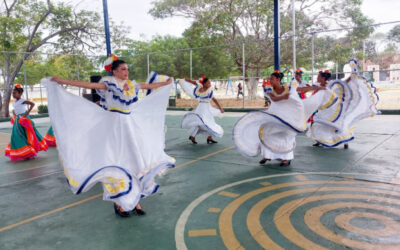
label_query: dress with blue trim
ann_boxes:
[42,74,175,211]
[233,81,333,161]
[179,79,223,138]
[308,59,379,147]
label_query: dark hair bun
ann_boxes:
[271,72,284,79]
[111,60,126,71]
[14,84,24,94]
[319,71,332,80]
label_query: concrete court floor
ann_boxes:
[0,112,399,250]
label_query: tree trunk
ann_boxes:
[245,67,261,100]
[1,86,12,117]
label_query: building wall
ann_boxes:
[389,64,400,83]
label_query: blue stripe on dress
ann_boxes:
[146,72,158,96]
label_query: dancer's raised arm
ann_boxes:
[139,78,172,89]
[51,77,107,90]
[297,86,326,93]
[184,78,198,86]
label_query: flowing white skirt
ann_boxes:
[181,102,223,138]
[42,78,175,211]
[233,86,332,160]
[309,60,379,147]
[178,79,224,138]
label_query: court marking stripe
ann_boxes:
[188,229,217,237]
[174,172,400,250]
[0,146,234,187]
[0,164,60,176]
[0,171,63,188]
[0,145,234,232]
[172,146,234,170]
[0,193,103,233]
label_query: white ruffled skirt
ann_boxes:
[43,78,175,211]
[309,60,379,147]
[233,87,332,161]
[181,102,223,138]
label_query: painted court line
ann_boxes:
[0,193,103,233]
[208,208,221,213]
[0,145,234,233]
[188,229,217,237]
[173,146,234,170]
[218,191,240,198]
[0,171,63,188]
[0,164,59,176]
[295,175,308,181]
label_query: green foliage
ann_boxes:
[149,0,375,74]
[388,25,400,44]
[37,104,48,114]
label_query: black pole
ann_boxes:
[274,0,280,70]
[102,0,112,57]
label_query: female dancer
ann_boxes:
[308,59,379,149]
[307,70,331,125]
[43,56,174,217]
[5,85,48,161]
[180,76,224,144]
[233,70,328,166]
[294,69,310,99]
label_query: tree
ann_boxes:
[388,25,400,44]
[0,0,102,117]
[150,0,374,99]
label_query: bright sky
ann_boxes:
[60,0,400,40]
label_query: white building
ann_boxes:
[389,64,400,83]
[367,65,380,82]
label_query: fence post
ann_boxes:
[311,33,315,85]
[147,54,150,78]
[75,55,81,96]
[242,42,245,109]
[190,49,193,108]
[23,61,29,101]
[292,0,296,72]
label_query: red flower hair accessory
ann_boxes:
[199,75,206,84]
[15,84,22,89]
[104,55,118,72]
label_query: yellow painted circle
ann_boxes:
[335,211,400,237]
[220,181,400,249]
[176,173,400,250]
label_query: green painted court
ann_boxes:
[1,112,400,249]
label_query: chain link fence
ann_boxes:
[1,22,400,114]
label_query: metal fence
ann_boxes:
[1,22,400,113]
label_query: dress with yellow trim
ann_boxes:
[4,99,48,161]
[309,59,379,147]
[179,79,223,138]
[42,72,175,211]
[233,81,333,161]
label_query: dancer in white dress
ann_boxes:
[309,59,379,149]
[233,70,328,166]
[43,57,174,217]
[180,76,224,144]
[294,69,311,99]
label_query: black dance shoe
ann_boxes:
[312,143,321,147]
[114,203,130,218]
[259,158,271,164]
[280,160,291,167]
[133,208,146,216]
[189,136,198,144]
[207,138,218,144]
